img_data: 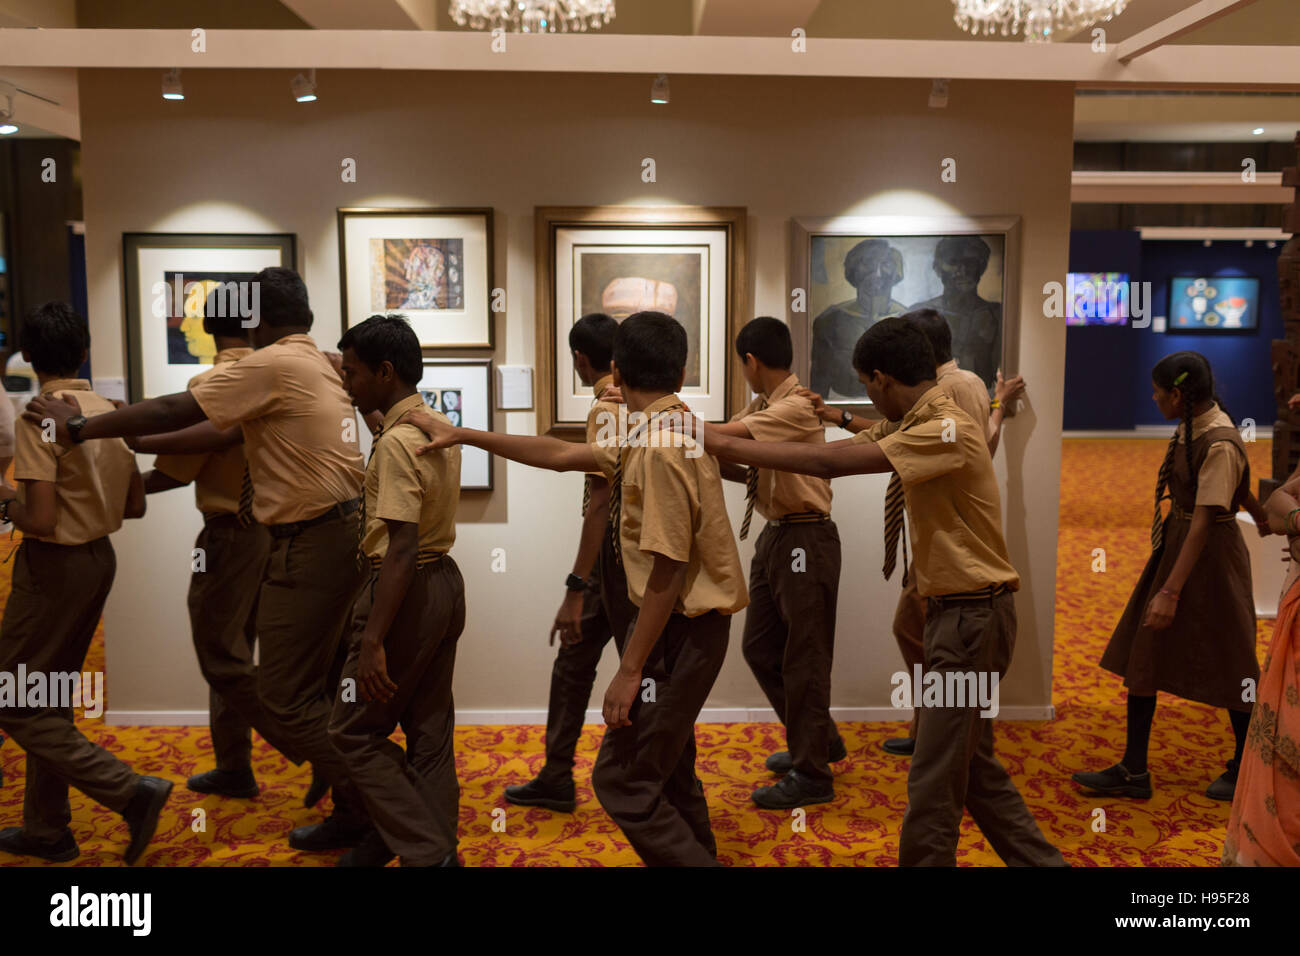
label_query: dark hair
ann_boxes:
[21,301,89,376]
[203,283,252,339]
[735,316,793,370]
[338,313,422,386]
[1152,350,1234,495]
[568,312,617,372]
[851,316,936,386]
[902,308,952,365]
[252,266,312,329]
[613,311,687,392]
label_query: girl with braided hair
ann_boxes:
[1074,351,1264,802]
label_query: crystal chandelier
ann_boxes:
[953,0,1128,42]
[449,0,616,33]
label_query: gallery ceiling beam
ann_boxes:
[691,0,822,37]
[0,30,1296,86]
[1070,170,1289,204]
[278,0,437,31]
[1113,0,1262,62]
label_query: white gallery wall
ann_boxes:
[76,68,1073,724]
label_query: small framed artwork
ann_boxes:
[419,357,493,490]
[535,205,747,436]
[338,207,494,349]
[121,232,296,402]
[790,215,1021,407]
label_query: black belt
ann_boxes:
[202,512,249,528]
[267,497,361,539]
[367,549,445,571]
[929,582,1012,606]
[770,511,831,526]
[1170,503,1239,524]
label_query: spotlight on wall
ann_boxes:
[162,68,184,101]
[650,74,669,105]
[1203,239,1212,247]
[1245,239,1254,248]
[1268,241,1278,249]
[1252,127,1264,136]
[291,69,317,103]
[929,79,950,109]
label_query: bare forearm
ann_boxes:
[134,421,240,455]
[986,407,1005,456]
[572,483,609,578]
[457,427,596,473]
[82,392,206,440]
[1162,509,1214,593]
[706,426,886,479]
[142,469,187,495]
[363,535,417,646]
[719,460,749,483]
[619,559,687,677]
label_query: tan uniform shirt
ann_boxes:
[361,393,460,560]
[1179,404,1245,511]
[936,359,991,437]
[153,347,252,516]
[585,374,620,477]
[190,333,364,525]
[729,373,832,521]
[14,379,136,546]
[851,386,1019,597]
[591,393,748,617]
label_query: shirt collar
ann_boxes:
[763,373,799,403]
[215,347,252,365]
[592,374,614,398]
[936,359,958,378]
[381,393,428,433]
[268,333,316,349]
[642,393,686,417]
[40,378,91,395]
[899,384,948,429]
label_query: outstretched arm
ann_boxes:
[398,405,598,473]
[25,391,206,445]
[702,421,893,479]
[129,421,242,456]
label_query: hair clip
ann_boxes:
[1173,371,1189,385]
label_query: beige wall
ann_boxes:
[77,69,1073,722]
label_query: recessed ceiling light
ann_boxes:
[291,70,317,103]
[651,74,669,105]
[162,68,184,101]
[0,125,17,135]
[1252,127,1264,135]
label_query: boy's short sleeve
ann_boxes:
[849,418,899,445]
[875,418,965,486]
[189,355,279,430]
[589,441,619,484]
[741,397,820,444]
[1195,440,1245,511]
[372,433,424,525]
[153,452,208,485]
[13,416,58,482]
[637,448,694,563]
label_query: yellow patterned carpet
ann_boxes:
[0,439,1277,866]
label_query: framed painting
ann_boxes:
[338,207,494,349]
[122,232,297,402]
[535,205,747,436]
[790,216,1021,408]
[419,357,493,491]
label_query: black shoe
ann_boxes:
[764,737,848,775]
[1072,763,1153,799]
[752,771,834,809]
[289,815,370,852]
[337,829,396,867]
[882,737,915,756]
[303,765,330,809]
[122,775,174,865]
[1206,760,1239,801]
[0,826,80,862]
[504,775,577,813]
[187,768,259,799]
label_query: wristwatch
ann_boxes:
[0,498,12,522]
[66,414,89,443]
[838,409,853,429]
[564,573,588,592]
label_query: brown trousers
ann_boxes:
[899,591,1064,867]
[541,534,635,784]
[893,566,927,738]
[592,610,730,867]
[741,520,842,784]
[329,557,466,866]
[257,508,367,821]
[0,538,139,839]
[188,515,303,771]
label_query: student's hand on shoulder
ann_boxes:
[602,670,639,727]
[794,386,835,423]
[396,406,456,454]
[22,393,81,443]
[598,384,623,404]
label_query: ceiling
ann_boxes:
[0,0,1295,144]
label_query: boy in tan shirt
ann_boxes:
[692,316,1064,867]
[404,311,747,866]
[0,302,170,865]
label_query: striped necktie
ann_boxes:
[359,424,382,559]
[236,463,254,528]
[882,473,906,580]
[1150,433,1178,551]
[609,402,686,566]
[738,396,768,541]
[581,474,592,517]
